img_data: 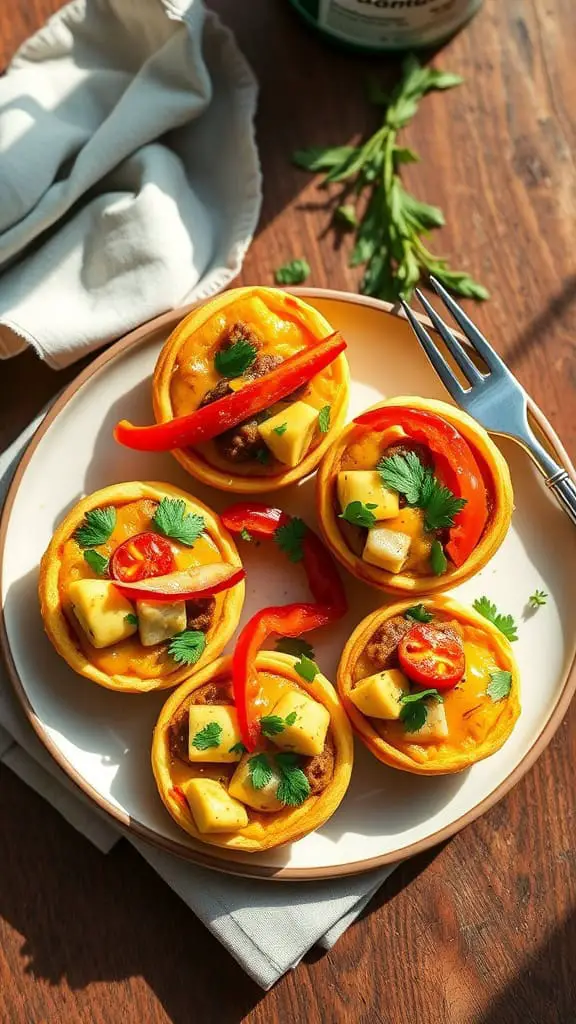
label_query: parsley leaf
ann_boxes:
[378,451,427,505]
[318,405,331,434]
[294,655,319,683]
[293,57,486,303]
[273,422,288,436]
[255,448,271,465]
[399,689,443,732]
[214,339,257,379]
[274,258,310,285]
[275,752,311,807]
[75,507,116,548]
[167,630,206,666]
[378,452,466,530]
[486,669,512,702]
[404,604,434,623]
[419,476,467,531]
[529,589,548,608]
[247,753,273,790]
[125,613,138,626]
[240,527,252,543]
[399,701,428,733]
[275,636,315,660]
[83,549,109,576]
[473,597,518,642]
[191,722,222,751]
[153,498,205,547]
[430,539,448,576]
[400,688,444,705]
[274,517,307,563]
[229,741,247,755]
[334,204,358,230]
[260,711,298,737]
[339,501,378,529]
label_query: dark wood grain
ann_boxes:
[1,1,576,1021]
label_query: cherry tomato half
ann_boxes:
[110,532,175,583]
[398,623,465,691]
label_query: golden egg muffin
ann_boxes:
[39,482,244,692]
[152,651,354,851]
[152,286,350,493]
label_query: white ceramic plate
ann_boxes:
[2,289,576,880]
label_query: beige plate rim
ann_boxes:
[1,287,575,881]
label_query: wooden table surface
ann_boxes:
[1,1,576,1021]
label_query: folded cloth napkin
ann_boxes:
[0,0,261,368]
[0,413,397,989]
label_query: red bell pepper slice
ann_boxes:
[221,503,347,750]
[114,331,346,452]
[233,603,336,749]
[113,563,245,603]
[354,406,488,567]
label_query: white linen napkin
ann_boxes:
[0,0,261,368]
[0,413,397,989]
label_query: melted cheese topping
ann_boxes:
[169,294,341,477]
[59,499,226,679]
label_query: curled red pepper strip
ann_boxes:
[221,503,347,750]
[353,406,488,567]
[115,332,346,452]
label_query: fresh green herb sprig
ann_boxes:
[240,527,252,543]
[294,655,319,683]
[378,451,466,531]
[274,517,307,562]
[473,597,518,642]
[399,688,444,732]
[318,405,331,434]
[293,56,487,303]
[215,339,257,379]
[260,712,297,737]
[529,589,548,609]
[339,501,378,529]
[83,549,109,576]
[229,741,248,755]
[486,669,512,702]
[167,630,206,666]
[274,259,310,285]
[191,722,222,751]
[273,422,288,436]
[404,604,434,623]
[247,752,311,807]
[153,498,205,547]
[125,613,138,626]
[75,507,116,548]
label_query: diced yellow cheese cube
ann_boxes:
[183,778,248,833]
[269,690,330,756]
[187,705,243,763]
[68,579,137,649]
[363,526,411,573]
[257,401,318,467]
[228,754,284,813]
[137,599,186,647]
[406,701,449,743]
[337,471,399,521]
[349,669,410,719]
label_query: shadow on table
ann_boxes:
[476,909,576,1023]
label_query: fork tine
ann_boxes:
[413,288,484,386]
[428,276,506,375]
[400,299,465,400]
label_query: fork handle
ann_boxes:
[546,470,576,527]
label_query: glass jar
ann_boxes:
[288,0,483,52]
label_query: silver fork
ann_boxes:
[400,276,576,526]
